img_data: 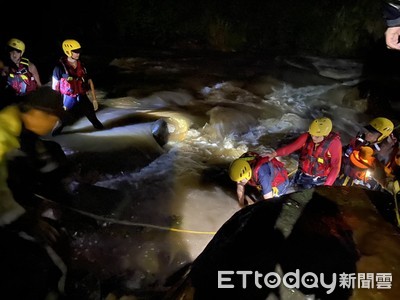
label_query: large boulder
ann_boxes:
[164,186,400,300]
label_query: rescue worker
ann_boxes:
[337,117,395,189]
[2,38,42,97]
[374,145,400,227]
[374,141,400,192]
[343,117,394,160]
[337,146,378,188]
[51,39,103,135]
[228,151,290,207]
[267,117,342,189]
[0,86,68,299]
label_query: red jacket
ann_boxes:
[275,132,342,186]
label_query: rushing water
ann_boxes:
[42,50,398,297]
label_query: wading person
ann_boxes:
[51,39,103,135]
[267,117,342,189]
[228,151,290,207]
[2,38,41,98]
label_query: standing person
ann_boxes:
[267,117,342,189]
[51,39,103,135]
[383,1,400,50]
[2,38,42,98]
[0,86,68,299]
[228,151,290,207]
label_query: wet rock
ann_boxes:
[163,186,400,300]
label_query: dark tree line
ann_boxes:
[0,0,388,57]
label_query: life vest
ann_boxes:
[299,132,340,177]
[240,152,288,189]
[58,57,88,96]
[7,58,38,96]
[346,132,381,157]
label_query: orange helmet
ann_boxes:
[350,146,375,169]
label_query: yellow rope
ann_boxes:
[73,209,217,235]
[288,169,297,178]
[35,194,217,235]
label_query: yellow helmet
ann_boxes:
[7,38,25,55]
[367,117,394,142]
[62,39,81,57]
[229,158,252,182]
[308,117,332,137]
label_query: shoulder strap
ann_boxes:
[20,57,30,66]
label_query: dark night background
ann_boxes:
[0,1,392,55]
[2,0,400,97]
[3,2,400,299]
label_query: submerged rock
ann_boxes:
[163,186,400,300]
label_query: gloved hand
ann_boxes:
[92,100,98,111]
[265,151,277,160]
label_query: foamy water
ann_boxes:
[48,54,385,292]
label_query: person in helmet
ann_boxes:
[336,146,380,188]
[0,86,69,299]
[337,117,397,189]
[229,151,290,207]
[267,117,342,189]
[1,38,42,98]
[0,86,67,222]
[51,39,104,135]
[344,117,395,157]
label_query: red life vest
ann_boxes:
[59,57,88,96]
[240,152,288,189]
[299,132,340,177]
[7,57,38,96]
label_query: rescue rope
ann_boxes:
[288,169,297,178]
[35,165,297,235]
[35,194,216,235]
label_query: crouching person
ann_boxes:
[228,151,290,207]
[0,86,69,299]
